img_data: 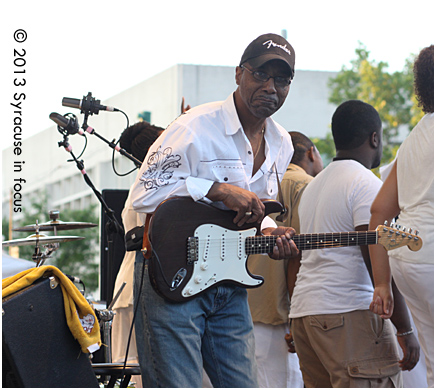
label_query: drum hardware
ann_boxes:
[2,234,84,246]
[13,209,97,235]
[92,282,127,365]
[3,220,84,267]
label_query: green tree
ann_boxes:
[3,191,99,293]
[312,132,335,165]
[324,42,420,166]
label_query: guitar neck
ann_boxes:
[245,231,378,254]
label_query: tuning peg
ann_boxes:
[384,220,389,226]
[408,228,413,234]
[415,230,420,236]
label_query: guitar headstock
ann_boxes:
[376,224,423,252]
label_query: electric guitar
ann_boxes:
[147,197,422,303]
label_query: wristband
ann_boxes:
[396,328,414,337]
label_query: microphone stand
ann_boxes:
[58,135,125,307]
[56,108,139,373]
[81,112,142,168]
[79,111,138,304]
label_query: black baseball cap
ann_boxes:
[240,33,295,78]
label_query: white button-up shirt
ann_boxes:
[131,93,294,219]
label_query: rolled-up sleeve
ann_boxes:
[186,176,215,202]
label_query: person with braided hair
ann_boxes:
[119,121,165,162]
[111,121,164,385]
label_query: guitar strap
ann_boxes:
[274,162,289,222]
[142,213,153,259]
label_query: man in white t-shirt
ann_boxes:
[289,100,420,387]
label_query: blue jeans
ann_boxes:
[134,252,258,388]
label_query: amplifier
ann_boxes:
[2,277,99,387]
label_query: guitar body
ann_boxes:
[148,197,283,303]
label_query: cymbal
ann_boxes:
[13,220,97,232]
[2,234,85,247]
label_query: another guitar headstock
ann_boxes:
[376,223,423,252]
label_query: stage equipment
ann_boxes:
[2,277,99,388]
[13,209,97,234]
[49,112,81,135]
[100,189,129,303]
[2,233,84,247]
[51,92,141,168]
[63,92,118,115]
[54,131,126,304]
[3,215,84,267]
[92,363,141,388]
[48,98,142,381]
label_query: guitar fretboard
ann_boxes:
[245,231,378,254]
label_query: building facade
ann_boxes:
[2,64,338,226]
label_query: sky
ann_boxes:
[1,0,435,149]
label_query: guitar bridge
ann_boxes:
[187,237,199,264]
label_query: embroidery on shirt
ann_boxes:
[141,146,182,191]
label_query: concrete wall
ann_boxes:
[2,64,338,221]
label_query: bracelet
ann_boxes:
[396,328,414,337]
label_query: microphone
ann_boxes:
[49,112,82,135]
[62,92,118,115]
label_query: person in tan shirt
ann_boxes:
[247,131,323,388]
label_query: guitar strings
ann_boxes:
[194,231,379,254]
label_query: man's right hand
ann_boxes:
[369,285,394,319]
[206,182,265,226]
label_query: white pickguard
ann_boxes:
[182,224,262,298]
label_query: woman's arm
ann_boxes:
[368,160,401,318]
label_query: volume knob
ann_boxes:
[194,276,202,284]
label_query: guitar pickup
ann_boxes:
[187,237,199,264]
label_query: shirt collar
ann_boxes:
[221,93,284,143]
[221,93,286,173]
[221,93,242,136]
[287,163,306,173]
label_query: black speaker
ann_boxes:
[100,189,129,304]
[2,277,99,388]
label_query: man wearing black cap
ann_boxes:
[131,33,298,388]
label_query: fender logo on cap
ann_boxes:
[263,39,291,56]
